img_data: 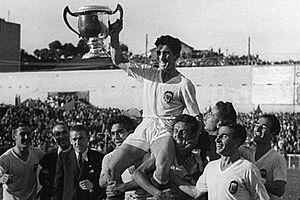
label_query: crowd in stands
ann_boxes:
[0,96,123,154]
[129,50,270,67]
[1,97,300,155]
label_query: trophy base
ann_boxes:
[82,52,110,59]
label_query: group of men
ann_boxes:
[0,16,287,200]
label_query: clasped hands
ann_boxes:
[79,179,94,192]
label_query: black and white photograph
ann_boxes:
[0,0,299,199]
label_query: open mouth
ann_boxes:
[216,144,223,149]
[159,62,167,68]
[254,132,263,138]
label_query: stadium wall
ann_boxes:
[1,65,300,113]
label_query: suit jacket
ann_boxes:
[52,148,105,200]
[39,151,58,200]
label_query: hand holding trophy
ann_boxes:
[63,4,123,59]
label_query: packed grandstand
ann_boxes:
[1,96,299,156]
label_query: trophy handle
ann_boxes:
[111,4,123,21]
[63,6,81,38]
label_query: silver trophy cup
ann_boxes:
[63,4,123,59]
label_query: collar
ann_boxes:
[75,148,89,161]
[57,146,71,155]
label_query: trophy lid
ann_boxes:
[74,5,113,15]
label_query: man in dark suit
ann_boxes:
[52,124,105,200]
[38,122,71,200]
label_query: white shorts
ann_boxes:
[123,118,174,152]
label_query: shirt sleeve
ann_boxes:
[195,165,208,193]
[100,154,109,176]
[273,155,288,182]
[0,154,9,175]
[238,145,254,162]
[181,79,201,117]
[127,63,156,84]
[245,164,270,200]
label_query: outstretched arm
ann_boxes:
[170,170,205,199]
[106,180,140,197]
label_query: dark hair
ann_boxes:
[174,114,199,135]
[53,121,69,131]
[260,114,281,136]
[70,124,89,137]
[107,115,135,133]
[218,121,246,146]
[12,126,31,138]
[215,101,237,123]
[154,35,181,57]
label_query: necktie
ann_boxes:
[78,153,83,168]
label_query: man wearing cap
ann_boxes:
[0,125,45,200]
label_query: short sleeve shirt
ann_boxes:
[239,146,287,200]
[0,147,44,200]
[127,63,200,118]
[196,158,270,200]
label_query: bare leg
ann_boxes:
[151,136,175,186]
[106,143,147,183]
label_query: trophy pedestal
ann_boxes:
[82,52,110,59]
[82,37,109,59]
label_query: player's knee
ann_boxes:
[155,162,170,177]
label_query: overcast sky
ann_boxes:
[1,0,300,61]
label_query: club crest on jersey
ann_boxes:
[228,180,238,194]
[260,169,267,179]
[163,91,173,103]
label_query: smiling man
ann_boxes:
[239,114,287,200]
[104,19,204,200]
[132,114,207,199]
[0,125,44,200]
[204,101,237,161]
[178,121,270,200]
[99,115,140,199]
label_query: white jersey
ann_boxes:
[239,146,287,200]
[127,63,200,118]
[196,158,269,200]
[0,147,44,200]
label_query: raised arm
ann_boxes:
[109,19,128,71]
